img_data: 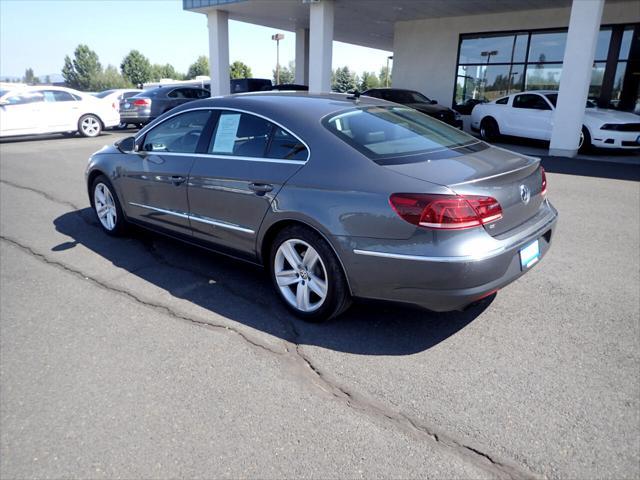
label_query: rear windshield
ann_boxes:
[94,90,116,98]
[324,106,477,160]
[133,89,160,98]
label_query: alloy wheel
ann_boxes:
[274,239,328,313]
[94,182,117,231]
[81,116,100,137]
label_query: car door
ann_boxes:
[505,93,553,140]
[118,109,214,236]
[41,90,79,130]
[187,110,308,258]
[0,91,44,135]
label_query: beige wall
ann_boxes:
[392,1,639,108]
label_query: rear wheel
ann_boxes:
[91,175,127,236]
[480,117,500,142]
[78,114,102,137]
[270,226,351,322]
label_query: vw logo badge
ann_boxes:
[520,184,531,204]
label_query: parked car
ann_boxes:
[0,86,120,138]
[262,84,309,92]
[453,97,487,115]
[471,90,640,150]
[119,85,210,127]
[93,89,141,128]
[230,78,272,94]
[362,88,463,129]
[86,93,557,322]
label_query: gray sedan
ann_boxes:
[85,93,557,322]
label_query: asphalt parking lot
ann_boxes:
[1,132,638,479]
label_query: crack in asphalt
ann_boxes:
[0,180,540,480]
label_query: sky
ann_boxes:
[0,0,392,80]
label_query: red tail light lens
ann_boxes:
[540,166,547,196]
[389,193,503,230]
[132,98,150,106]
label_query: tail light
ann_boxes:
[389,193,503,230]
[540,167,547,196]
[132,98,151,106]
[111,102,118,110]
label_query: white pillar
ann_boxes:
[549,0,604,157]
[308,0,334,93]
[295,28,310,85]
[207,9,230,96]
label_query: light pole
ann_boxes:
[386,55,393,87]
[272,33,285,84]
[480,50,498,92]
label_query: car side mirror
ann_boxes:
[116,136,137,153]
[430,99,438,105]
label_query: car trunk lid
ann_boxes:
[382,145,543,236]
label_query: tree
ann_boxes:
[230,61,252,79]
[378,65,392,87]
[187,56,209,79]
[44,75,51,84]
[272,60,295,84]
[62,44,102,90]
[332,66,356,93]
[24,68,36,84]
[151,63,182,81]
[96,65,132,90]
[359,71,380,91]
[120,50,152,86]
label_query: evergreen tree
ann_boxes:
[332,66,356,93]
[120,50,152,86]
[359,71,380,91]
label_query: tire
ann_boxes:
[269,225,351,322]
[90,175,127,236]
[78,114,102,137]
[61,131,76,138]
[480,117,500,142]
[579,126,591,153]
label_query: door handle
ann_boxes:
[249,183,274,195]
[170,175,186,186]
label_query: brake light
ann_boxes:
[389,193,503,230]
[132,98,150,106]
[540,167,547,196]
[112,102,117,110]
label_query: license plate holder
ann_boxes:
[520,239,540,270]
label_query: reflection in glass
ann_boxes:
[594,29,612,61]
[513,34,528,63]
[459,35,520,64]
[529,32,567,62]
[456,65,522,104]
[589,62,606,101]
[525,65,562,90]
[610,62,627,108]
[619,28,633,60]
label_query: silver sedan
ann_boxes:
[85,93,558,322]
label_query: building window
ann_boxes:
[454,24,639,114]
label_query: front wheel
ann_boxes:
[270,226,351,322]
[78,114,102,137]
[91,175,127,236]
[578,126,591,153]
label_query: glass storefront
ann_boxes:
[454,24,640,114]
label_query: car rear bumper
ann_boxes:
[120,110,152,124]
[337,200,558,312]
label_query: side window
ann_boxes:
[495,97,509,105]
[267,127,308,161]
[142,110,212,153]
[209,112,272,158]
[4,92,44,105]
[43,90,75,102]
[513,94,551,110]
[196,89,210,99]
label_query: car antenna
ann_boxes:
[346,89,360,104]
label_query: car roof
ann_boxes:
[175,91,390,120]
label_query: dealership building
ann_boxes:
[184,0,639,157]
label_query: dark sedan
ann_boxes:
[119,85,210,127]
[362,88,463,129]
[86,93,557,322]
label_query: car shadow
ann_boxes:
[53,208,492,356]
[0,132,117,144]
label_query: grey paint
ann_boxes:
[87,92,558,311]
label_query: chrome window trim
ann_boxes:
[128,202,255,235]
[143,151,306,165]
[135,106,311,163]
